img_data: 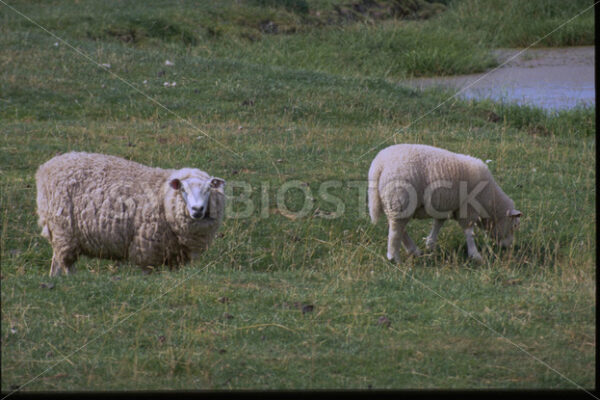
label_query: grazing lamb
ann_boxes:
[36,152,226,276]
[368,144,521,263]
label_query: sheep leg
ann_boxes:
[49,248,77,277]
[462,226,483,263]
[49,255,61,277]
[400,228,421,257]
[386,219,403,262]
[425,219,445,251]
[387,219,421,262]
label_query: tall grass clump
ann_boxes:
[445,0,595,47]
[486,102,596,138]
[211,20,496,79]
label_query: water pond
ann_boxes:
[407,46,595,111]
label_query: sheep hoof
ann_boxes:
[386,252,399,263]
[469,254,484,264]
[141,266,156,275]
[410,248,422,257]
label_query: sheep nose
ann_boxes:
[191,206,204,219]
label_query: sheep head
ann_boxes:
[485,209,522,248]
[169,176,224,221]
[165,168,225,225]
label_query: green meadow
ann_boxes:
[1,0,595,390]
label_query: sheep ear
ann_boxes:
[507,209,522,218]
[210,177,225,189]
[169,178,182,190]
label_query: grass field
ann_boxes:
[1,0,596,391]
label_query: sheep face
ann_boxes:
[170,177,225,220]
[486,209,522,248]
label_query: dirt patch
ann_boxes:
[259,20,280,34]
[248,0,310,14]
[256,0,447,35]
[258,20,299,35]
[99,18,198,46]
[330,0,446,23]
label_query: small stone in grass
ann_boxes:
[377,316,391,328]
[223,312,234,320]
[302,304,314,314]
[158,335,166,344]
[40,283,55,289]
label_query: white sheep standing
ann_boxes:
[368,144,521,263]
[36,152,226,276]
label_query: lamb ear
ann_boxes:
[210,177,225,189]
[507,209,522,218]
[169,178,182,190]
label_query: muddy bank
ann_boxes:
[406,46,595,111]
